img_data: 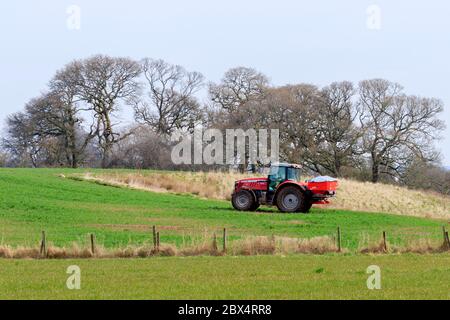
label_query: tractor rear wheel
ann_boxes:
[232,190,256,211]
[299,200,313,213]
[276,186,306,213]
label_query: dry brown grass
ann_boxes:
[359,242,450,254]
[358,235,450,254]
[393,238,450,254]
[233,236,277,256]
[329,179,450,220]
[0,243,180,259]
[1,235,447,259]
[78,171,450,220]
[179,242,220,256]
[0,245,40,259]
[293,236,341,254]
[232,235,341,255]
[81,171,251,201]
[0,234,346,259]
[359,240,389,254]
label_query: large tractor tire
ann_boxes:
[276,186,307,213]
[232,190,257,211]
[299,200,313,213]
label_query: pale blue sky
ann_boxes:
[1,0,449,165]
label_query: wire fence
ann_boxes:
[1,225,449,259]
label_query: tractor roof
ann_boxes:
[272,162,302,169]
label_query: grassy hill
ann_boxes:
[83,170,450,219]
[0,168,447,250]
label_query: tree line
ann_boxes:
[1,54,448,194]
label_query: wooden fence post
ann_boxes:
[442,227,449,249]
[156,232,160,250]
[337,227,341,252]
[382,231,387,252]
[90,233,96,255]
[445,231,450,249]
[443,226,446,247]
[223,228,227,253]
[152,225,157,249]
[212,233,218,252]
[40,231,46,257]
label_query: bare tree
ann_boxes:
[22,93,90,168]
[209,67,268,113]
[50,68,98,168]
[3,94,85,167]
[3,111,41,167]
[0,149,9,167]
[274,84,322,171]
[314,81,362,176]
[134,58,204,136]
[63,55,142,167]
[402,158,450,195]
[359,79,445,182]
[238,84,321,171]
[110,125,173,169]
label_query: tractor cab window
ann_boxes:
[268,166,286,181]
[287,167,301,182]
[268,166,286,191]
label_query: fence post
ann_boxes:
[442,227,448,249]
[337,227,341,252]
[152,225,157,249]
[443,226,446,247]
[382,231,387,252]
[156,232,160,250]
[445,231,450,249]
[90,233,96,255]
[223,228,227,253]
[212,233,218,252]
[40,231,46,258]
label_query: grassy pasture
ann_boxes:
[0,168,447,250]
[0,254,448,299]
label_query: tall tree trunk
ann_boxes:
[98,110,113,168]
[63,110,79,169]
[29,152,37,168]
[371,160,380,183]
[101,147,111,168]
[71,153,78,169]
[68,135,78,168]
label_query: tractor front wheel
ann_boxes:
[232,190,256,211]
[250,202,260,211]
[276,186,306,213]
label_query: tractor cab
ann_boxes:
[268,163,302,191]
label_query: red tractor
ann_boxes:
[231,163,338,213]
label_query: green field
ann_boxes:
[0,168,449,300]
[0,255,449,299]
[0,168,447,249]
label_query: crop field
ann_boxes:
[0,168,449,299]
[0,255,449,299]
